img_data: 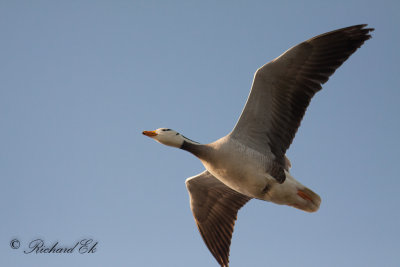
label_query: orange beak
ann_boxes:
[297,189,313,202]
[142,130,158,137]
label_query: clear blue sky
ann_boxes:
[1,1,399,266]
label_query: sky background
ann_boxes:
[1,1,399,266]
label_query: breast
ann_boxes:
[201,138,274,198]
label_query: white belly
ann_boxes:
[201,140,275,198]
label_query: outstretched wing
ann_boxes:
[185,171,252,267]
[230,24,373,183]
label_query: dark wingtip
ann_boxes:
[358,23,375,37]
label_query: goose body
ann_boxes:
[143,25,373,266]
[198,135,277,199]
[182,134,318,211]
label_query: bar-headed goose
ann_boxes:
[143,24,373,266]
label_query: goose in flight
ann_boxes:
[143,24,373,266]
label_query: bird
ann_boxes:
[142,24,373,266]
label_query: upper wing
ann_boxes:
[185,171,252,267]
[230,24,373,182]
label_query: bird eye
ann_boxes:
[162,129,171,132]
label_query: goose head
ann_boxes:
[142,128,186,148]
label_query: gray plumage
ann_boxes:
[143,24,374,267]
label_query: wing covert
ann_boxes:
[230,24,373,182]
